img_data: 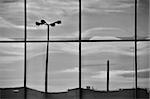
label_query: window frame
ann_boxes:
[0,0,149,99]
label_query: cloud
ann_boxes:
[81,42,134,56]
[25,41,150,60]
[0,17,39,30]
[121,69,150,79]
[104,9,125,13]
[90,36,121,40]
[0,17,16,28]
[60,67,79,73]
[92,68,150,80]
[0,37,15,41]
[27,35,79,40]
[80,27,128,39]
[0,41,149,64]
[82,0,135,13]
[0,0,21,3]
[0,43,24,63]
[27,0,79,17]
[0,69,15,72]
[0,56,23,63]
[92,69,150,79]
[0,79,23,88]
[137,42,150,55]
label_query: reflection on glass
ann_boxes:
[0,1,24,41]
[82,42,135,98]
[27,0,79,41]
[81,0,135,40]
[0,43,24,87]
[137,41,150,98]
[27,42,79,93]
[27,43,46,91]
[137,0,149,39]
[48,43,79,92]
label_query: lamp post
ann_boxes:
[36,20,61,93]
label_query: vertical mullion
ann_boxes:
[79,0,82,99]
[79,0,81,41]
[24,0,27,99]
[79,42,82,99]
[24,0,27,88]
[135,0,138,98]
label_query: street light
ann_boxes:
[35,20,61,93]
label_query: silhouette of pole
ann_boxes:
[35,20,61,93]
[45,24,49,93]
[107,60,109,92]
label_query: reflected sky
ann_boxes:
[82,42,150,90]
[0,0,149,92]
[27,43,79,92]
[82,0,149,40]
[0,0,149,40]
[0,42,149,91]
[0,43,24,88]
[27,0,79,40]
[137,42,150,89]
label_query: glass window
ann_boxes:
[82,42,135,98]
[27,43,46,91]
[0,0,24,41]
[27,0,79,41]
[137,41,150,97]
[81,0,135,40]
[0,43,24,87]
[48,43,79,92]
[137,0,149,40]
[27,42,79,94]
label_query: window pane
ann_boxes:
[82,42,135,98]
[0,1,24,41]
[48,43,79,93]
[137,41,150,98]
[27,43,46,91]
[137,0,149,40]
[27,0,79,41]
[81,0,135,40]
[27,42,79,99]
[0,43,24,87]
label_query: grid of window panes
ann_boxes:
[0,0,149,99]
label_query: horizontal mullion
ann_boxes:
[0,39,149,43]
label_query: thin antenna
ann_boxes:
[107,60,109,92]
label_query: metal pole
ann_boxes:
[107,60,109,92]
[45,24,49,93]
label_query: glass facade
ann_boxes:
[0,0,149,99]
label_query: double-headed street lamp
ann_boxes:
[36,20,61,93]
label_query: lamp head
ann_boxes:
[50,23,55,27]
[55,20,61,24]
[41,20,46,24]
[35,22,41,26]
